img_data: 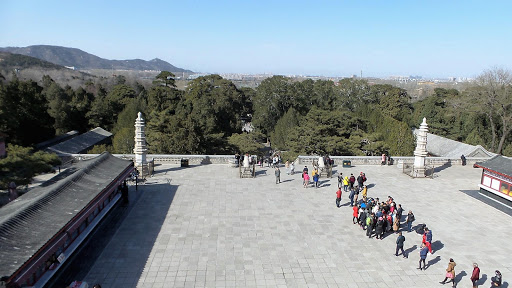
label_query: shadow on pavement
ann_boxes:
[479,274,488,286]
[454,270,467,284]
[434,162,452,173]
[404,244,417,256]
[50,183,177,288]
[153,165,188,175]
[255,170,267,176]
[426,255,441,270]
[460,190,512,217]
[432,240,444,252]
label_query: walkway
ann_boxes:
[83,164,512,288]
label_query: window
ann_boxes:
[88,212,95,224]
[501,182,511,195]
[70,229,78,240]
[491,178,500,191]
[482,176,491,187]
[78,221,87,233]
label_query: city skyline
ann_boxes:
[1,0,511,78]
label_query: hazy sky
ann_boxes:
[1,0,511,78]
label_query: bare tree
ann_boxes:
[471,67,512,154]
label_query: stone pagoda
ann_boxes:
[412,117,428,177]
[133,112,148,176]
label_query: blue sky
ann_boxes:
[1,1,511,78]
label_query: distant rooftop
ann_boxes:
[35,130,79,150]
[46,127,111,155]
[413,129,496,158]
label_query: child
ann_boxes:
[313,172,319,188]
[303,172,310,188]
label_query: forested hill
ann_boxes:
[0,52,65,70]
[0,52,96,86]
[0,45,192,72]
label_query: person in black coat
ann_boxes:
[375,217,384,239]
[395,232,407,257]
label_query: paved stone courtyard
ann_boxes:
[83,163,512,288]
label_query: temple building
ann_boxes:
[0,152,133,288]
[474,155,512,207]
[413,129,496,158]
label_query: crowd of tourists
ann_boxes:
[334,171,503,288]
[234,153,504,288]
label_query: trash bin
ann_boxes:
[180,158,189,167]
[342,160,351,168]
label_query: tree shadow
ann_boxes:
[424,255,441,270]
[454,270,467,284]
[431,240,444,253]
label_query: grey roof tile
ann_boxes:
[413,129,496,158]
[0,152,132,279]
[475,155,512,178]
[46,127,112,155]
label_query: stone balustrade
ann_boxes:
[72,154,490,167]
[297,155,488,167]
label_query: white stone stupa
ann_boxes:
[133,112,148,176]
[412,117,428,177]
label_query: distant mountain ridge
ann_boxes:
[0,45,192,72]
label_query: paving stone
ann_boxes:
[84,164,512,287]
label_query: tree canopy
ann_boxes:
[0,68,510,160]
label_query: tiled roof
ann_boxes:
[475,155,512,178]
[46,127,112,155]
[35,130,79,150]
[0,152,132,279]
[413,129,496,158]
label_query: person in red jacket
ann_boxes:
[353,205,359,224]
[470,263,480,288]
[336,188,342,208]
[422,227,433,254]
